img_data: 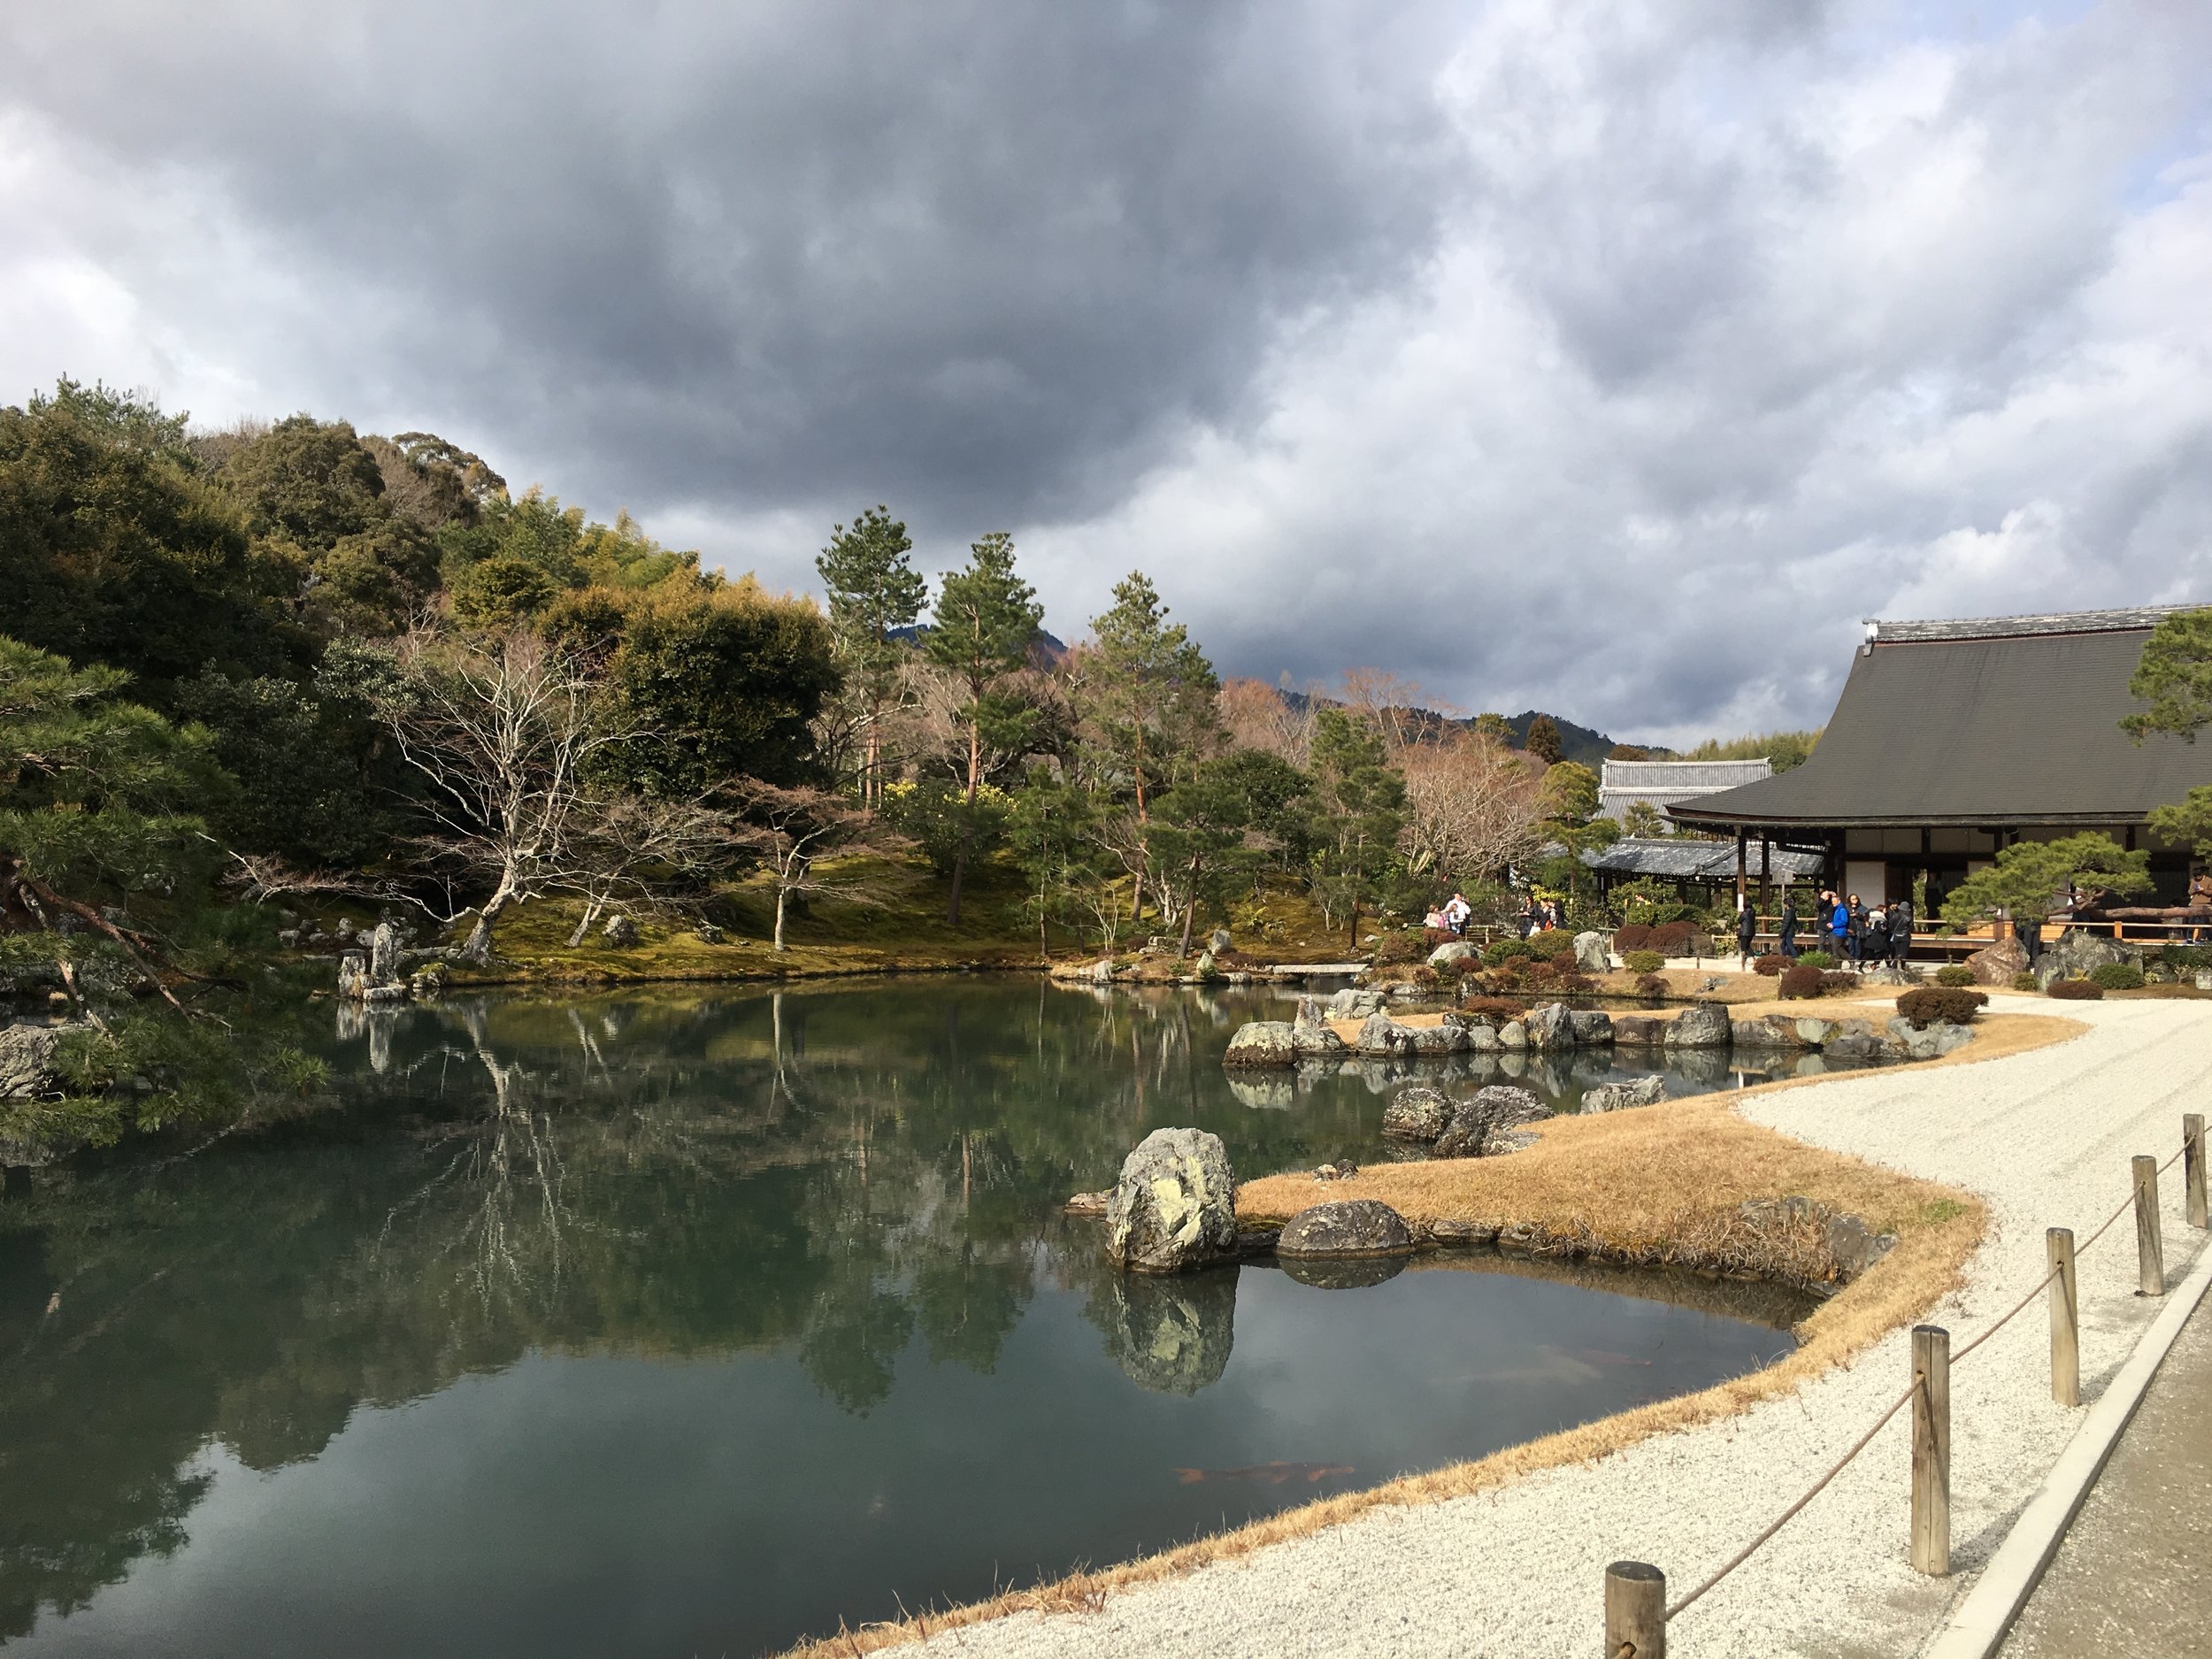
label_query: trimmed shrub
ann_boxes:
[1778,964,1827,1000]
[1634,972,1669,1001]
[1612,923,1653,952]
[1374,931,1426,966]
[1410,965,1440,989]
[1462,995,1532,1020]
[2089,962,2145,992]
[1897,987,1987,1029]
[1621,949,1665,974]
[2047,978,2104,1001]
[1797,949,1838,971]
[1821,970,1862,994]
[1647,920,1700,957]
[1933,964,1977,988]
[1753,953,1786,977]
[2011,971,2039,992]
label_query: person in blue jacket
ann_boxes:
[1829,891,1850,957]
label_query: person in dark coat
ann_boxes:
[1887,897,1914,967]
[1846,894,1868,964]
[1864,906,1890,965]
[1778,893,1800,959]
[1736,896,1757,969]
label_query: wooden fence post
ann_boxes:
[2047,1227,2078,1407]
[2185,1114,2208,1231]
[2133,1155,2164,1295]
[1603,1560,1665,1658]
[1911,1325,1950,1576]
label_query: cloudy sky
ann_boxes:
[4,0,2209,745]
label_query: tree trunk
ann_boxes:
[565,896,603,949]
[466,881,518,962]
[774,885,788,951]
[1347,897,1359,950]
[1178,860,1201,957]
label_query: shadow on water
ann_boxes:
[0,979,1808,1659]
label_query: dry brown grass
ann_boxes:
[774,1010,2087,1659]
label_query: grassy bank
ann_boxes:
[779,1009,2086,1659]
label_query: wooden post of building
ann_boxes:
[1603,1561,1665,1658]
[1760,835,1771,918]
[2133,1156,2164,1294]
[1735,829,1747,910]
[1910,1325,1950,1576]
[2047,1228,2078,1406]
[2185,1113,2208,1230]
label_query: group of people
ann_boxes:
[1424,891,1474,935]
[1517,895,1563,937]
[1761,887,1914,966]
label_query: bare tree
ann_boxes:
[1339,667,1459,760]
[1216,677,1315,766]
[554,793,736,946]
[1398,732,1548,886]
[374,631,634,960]
[726,781,907,950]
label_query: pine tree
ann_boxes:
[1525,714,1564,764]
[815,506,927,804]
[923,533,1043,921]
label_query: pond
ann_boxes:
[0,979,1807,1658]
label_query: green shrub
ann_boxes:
[1754,953,1786,976]
[1797,949,1837,971]
[1622,949,1665,974]
[1896,987,1987,1028]
[1778,964,1827,1000]
[2011,971,2039,992]
[2089,962,2145,991]
[2047,978,2104,1001]
[1933,964,1977,988]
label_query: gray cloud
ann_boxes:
[4,0,2211,745]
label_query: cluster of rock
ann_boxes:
[1383,1083,1552,1156]
[1228,991,1976,1071]
[336,919,449,1003]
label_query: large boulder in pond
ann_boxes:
[1663,1002,1732,1048]
[1225,1021,1297,1067]
[1966,935,2029,987]
[2034,929,2138,991]
[1277,1199,1414,1259]
[1579,1074,1668,1114]
[1107,1127,1239,1272]
[1573,931,1611,975]
[1292,998,1348,1056]
[1569,1009,1615,1045]
[1381,1084,1455,1141]
[1355,1011,1417,1056]
[1091,1265,1238,1394]
[1406,1020,1470,1056]
[1434,1085,1548,1157]
[1327,987,1384,1018]
[1525,1002,1576,1049]
[1886,1017,1974,1060]
[1611,1015,1664,1046]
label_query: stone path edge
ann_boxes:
[1919,1232,2212,1659]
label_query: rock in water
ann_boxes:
[1663,1001,1732,1048]
[1886,1017,1974,1060]
[1291,998,1348,1056]
[1225,1021,1297,1067]
[1434,1085,1548,1156]
[1406,1021,1470,1056]
[1091,958,1116,984]
[1381,1085,1455,1141]
[1498,1020,1528,1050]
[1094,1266,1238,1394]
[1573,931,1611,974]
[1525,1002,1576,1050]
[337,951,370,999]
[0,1024,65,1100]
[369,920,401,986]
[1579,1074,1668,1114]
[1355,1011,1415,1056]
[1107,1127,1239,1272]
[1276,1199,1414,1258]
[1569,1009,1615,1045]
[603,914,641,948]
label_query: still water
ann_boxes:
[0,979,1802,1657]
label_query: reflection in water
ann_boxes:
[0,980,1805,1659]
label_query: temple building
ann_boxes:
[1596,758,1772,830]
[1666,606,2212,909]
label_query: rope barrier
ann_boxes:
[1663,1133,2195,1622]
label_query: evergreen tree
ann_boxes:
[1525,713,1564,764]
[1307,709,1409,947]
[923,534,1043,922]
[815,506,928,804]
[1085,572,1221,818]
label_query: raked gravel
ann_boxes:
[938,995,2212,1659]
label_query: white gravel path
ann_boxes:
[943,996,2212,1659]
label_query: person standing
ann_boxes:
[1829,891,1850,958]
[1736,895,1756,970]
[1864,904,1890,967]
[1778,892,1800,960]
[1888,896,1914,967]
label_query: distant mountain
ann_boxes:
[1502,710,1666,769]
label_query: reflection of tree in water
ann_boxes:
[0,980,1388,1632]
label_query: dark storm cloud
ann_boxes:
[0,0,1461,526]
